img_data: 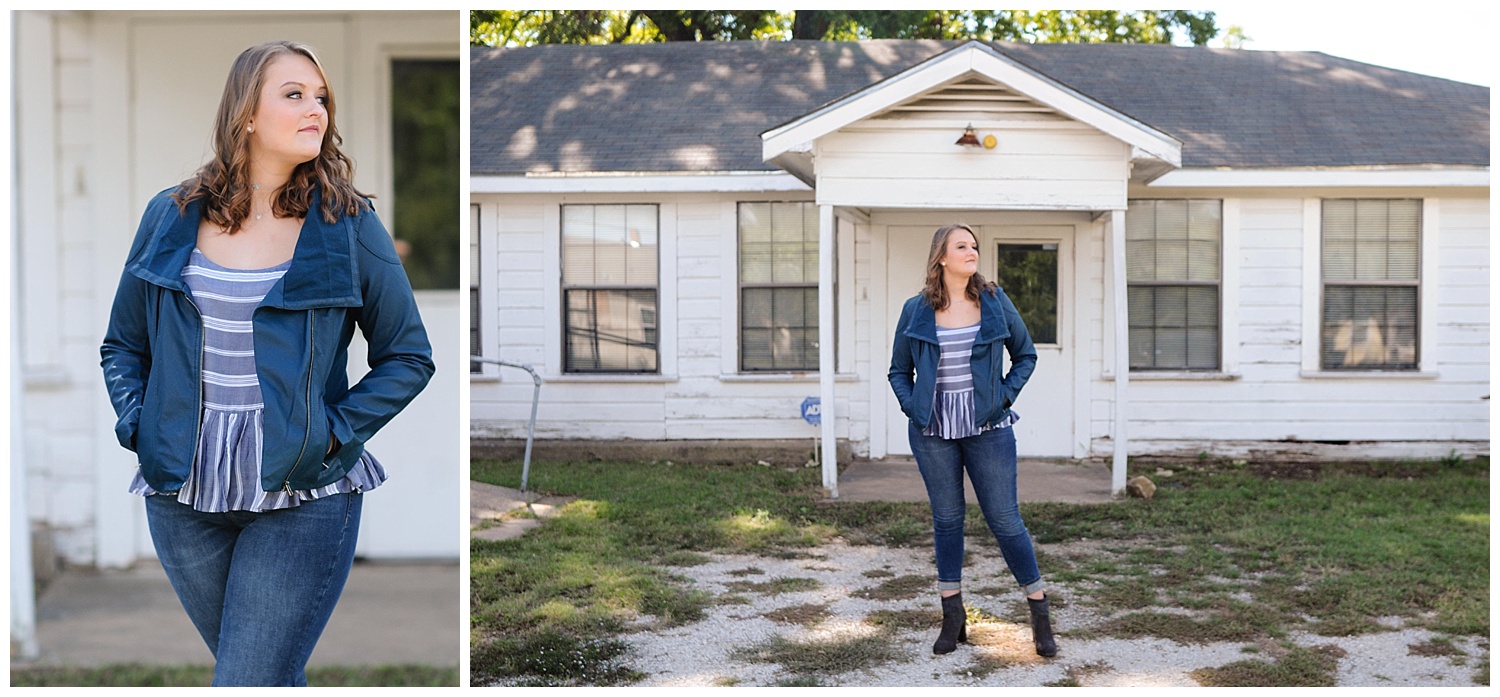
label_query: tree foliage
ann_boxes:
[471,10,1221,47]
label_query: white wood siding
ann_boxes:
[1090,196,1489,454]
[472,192,870,448]
[814,125,1130,210]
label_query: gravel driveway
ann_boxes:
[623,541,1486,687]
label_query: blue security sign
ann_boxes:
[801,397,821,426]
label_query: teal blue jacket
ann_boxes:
[888,287,1037,432]
[101,187,435,493]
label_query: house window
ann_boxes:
[1321,199,1420,370]
[1126,200,1221,370]
[470,203,481,373]
[561,204,659,373]
[739,202,819,371]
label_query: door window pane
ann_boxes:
[390,59,459,290]
[994,243,1057,345]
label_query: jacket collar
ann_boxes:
[904,288,1011,345]
[127,186,362,309]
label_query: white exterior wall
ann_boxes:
[815,123,1131,210]
[1090,194,1489,456]
[477,189,1488,461]
[472,192,872,454]
[14,11,462,567]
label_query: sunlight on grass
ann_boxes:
[1455,513,1488,526]
[729,509,779,530]
[561,499,607,519]
[716,509,812,549]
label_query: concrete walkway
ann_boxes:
[15,561,461,669]
[834,457,1117,504]
[471,481,575,542]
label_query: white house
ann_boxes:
[10,9,463,583]
[470,39,1489,495]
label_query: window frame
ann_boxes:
[469,203,483,374]
[559,203,662,375]
[1317,198,1423,372]
[1124,198,1225,372]
[736,201,821,373]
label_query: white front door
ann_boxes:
[884,224,1076,458]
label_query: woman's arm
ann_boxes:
[100,270,153,452]
[323,209,436,457]
[887,298,917,409]
[99,196,172,452]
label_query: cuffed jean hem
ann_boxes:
[1021,578,1047,595]
[937,579,964,591]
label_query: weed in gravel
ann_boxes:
[1473,657,1488,685]
[1038,660,1113,687]
[712,676,741,686]
[855,574,931,601]
[862,568,896,578]
[724,576,821,595]
[1092,577,1158,611]
[727,567,766,577]
[470,631,643,687]
[1094,601,1290,645]
[733,633,901,677]
[866,608,936,632]
[960,655,1013,680]
[1191,643,1343,687]
[764,549,828,560]
[764,602,832,626]
[1408,637,1466,657]
[718,594,753,605]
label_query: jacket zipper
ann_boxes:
[281,312,316,493]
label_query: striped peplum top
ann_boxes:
[921,323,1018,440]
[129,248,387,512]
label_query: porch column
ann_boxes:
[818,204,838,497]
[1108,209,1129,495]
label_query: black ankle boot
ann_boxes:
[933,592,968,655]
[1028,595,1058,657]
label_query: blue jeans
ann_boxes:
[909,422,1044,595]
[144,492,362,686]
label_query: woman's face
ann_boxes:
[940,228,980,278]
[248,53,328,172]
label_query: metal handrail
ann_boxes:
[471,357,542,493]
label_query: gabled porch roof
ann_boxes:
[761,40,1182,186]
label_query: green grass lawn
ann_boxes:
[469,455,1489,686]
[8,664,459,687]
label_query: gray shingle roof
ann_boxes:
[471,39,1489,175]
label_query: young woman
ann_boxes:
[100,40,435,686]
[887,223,1055,657]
